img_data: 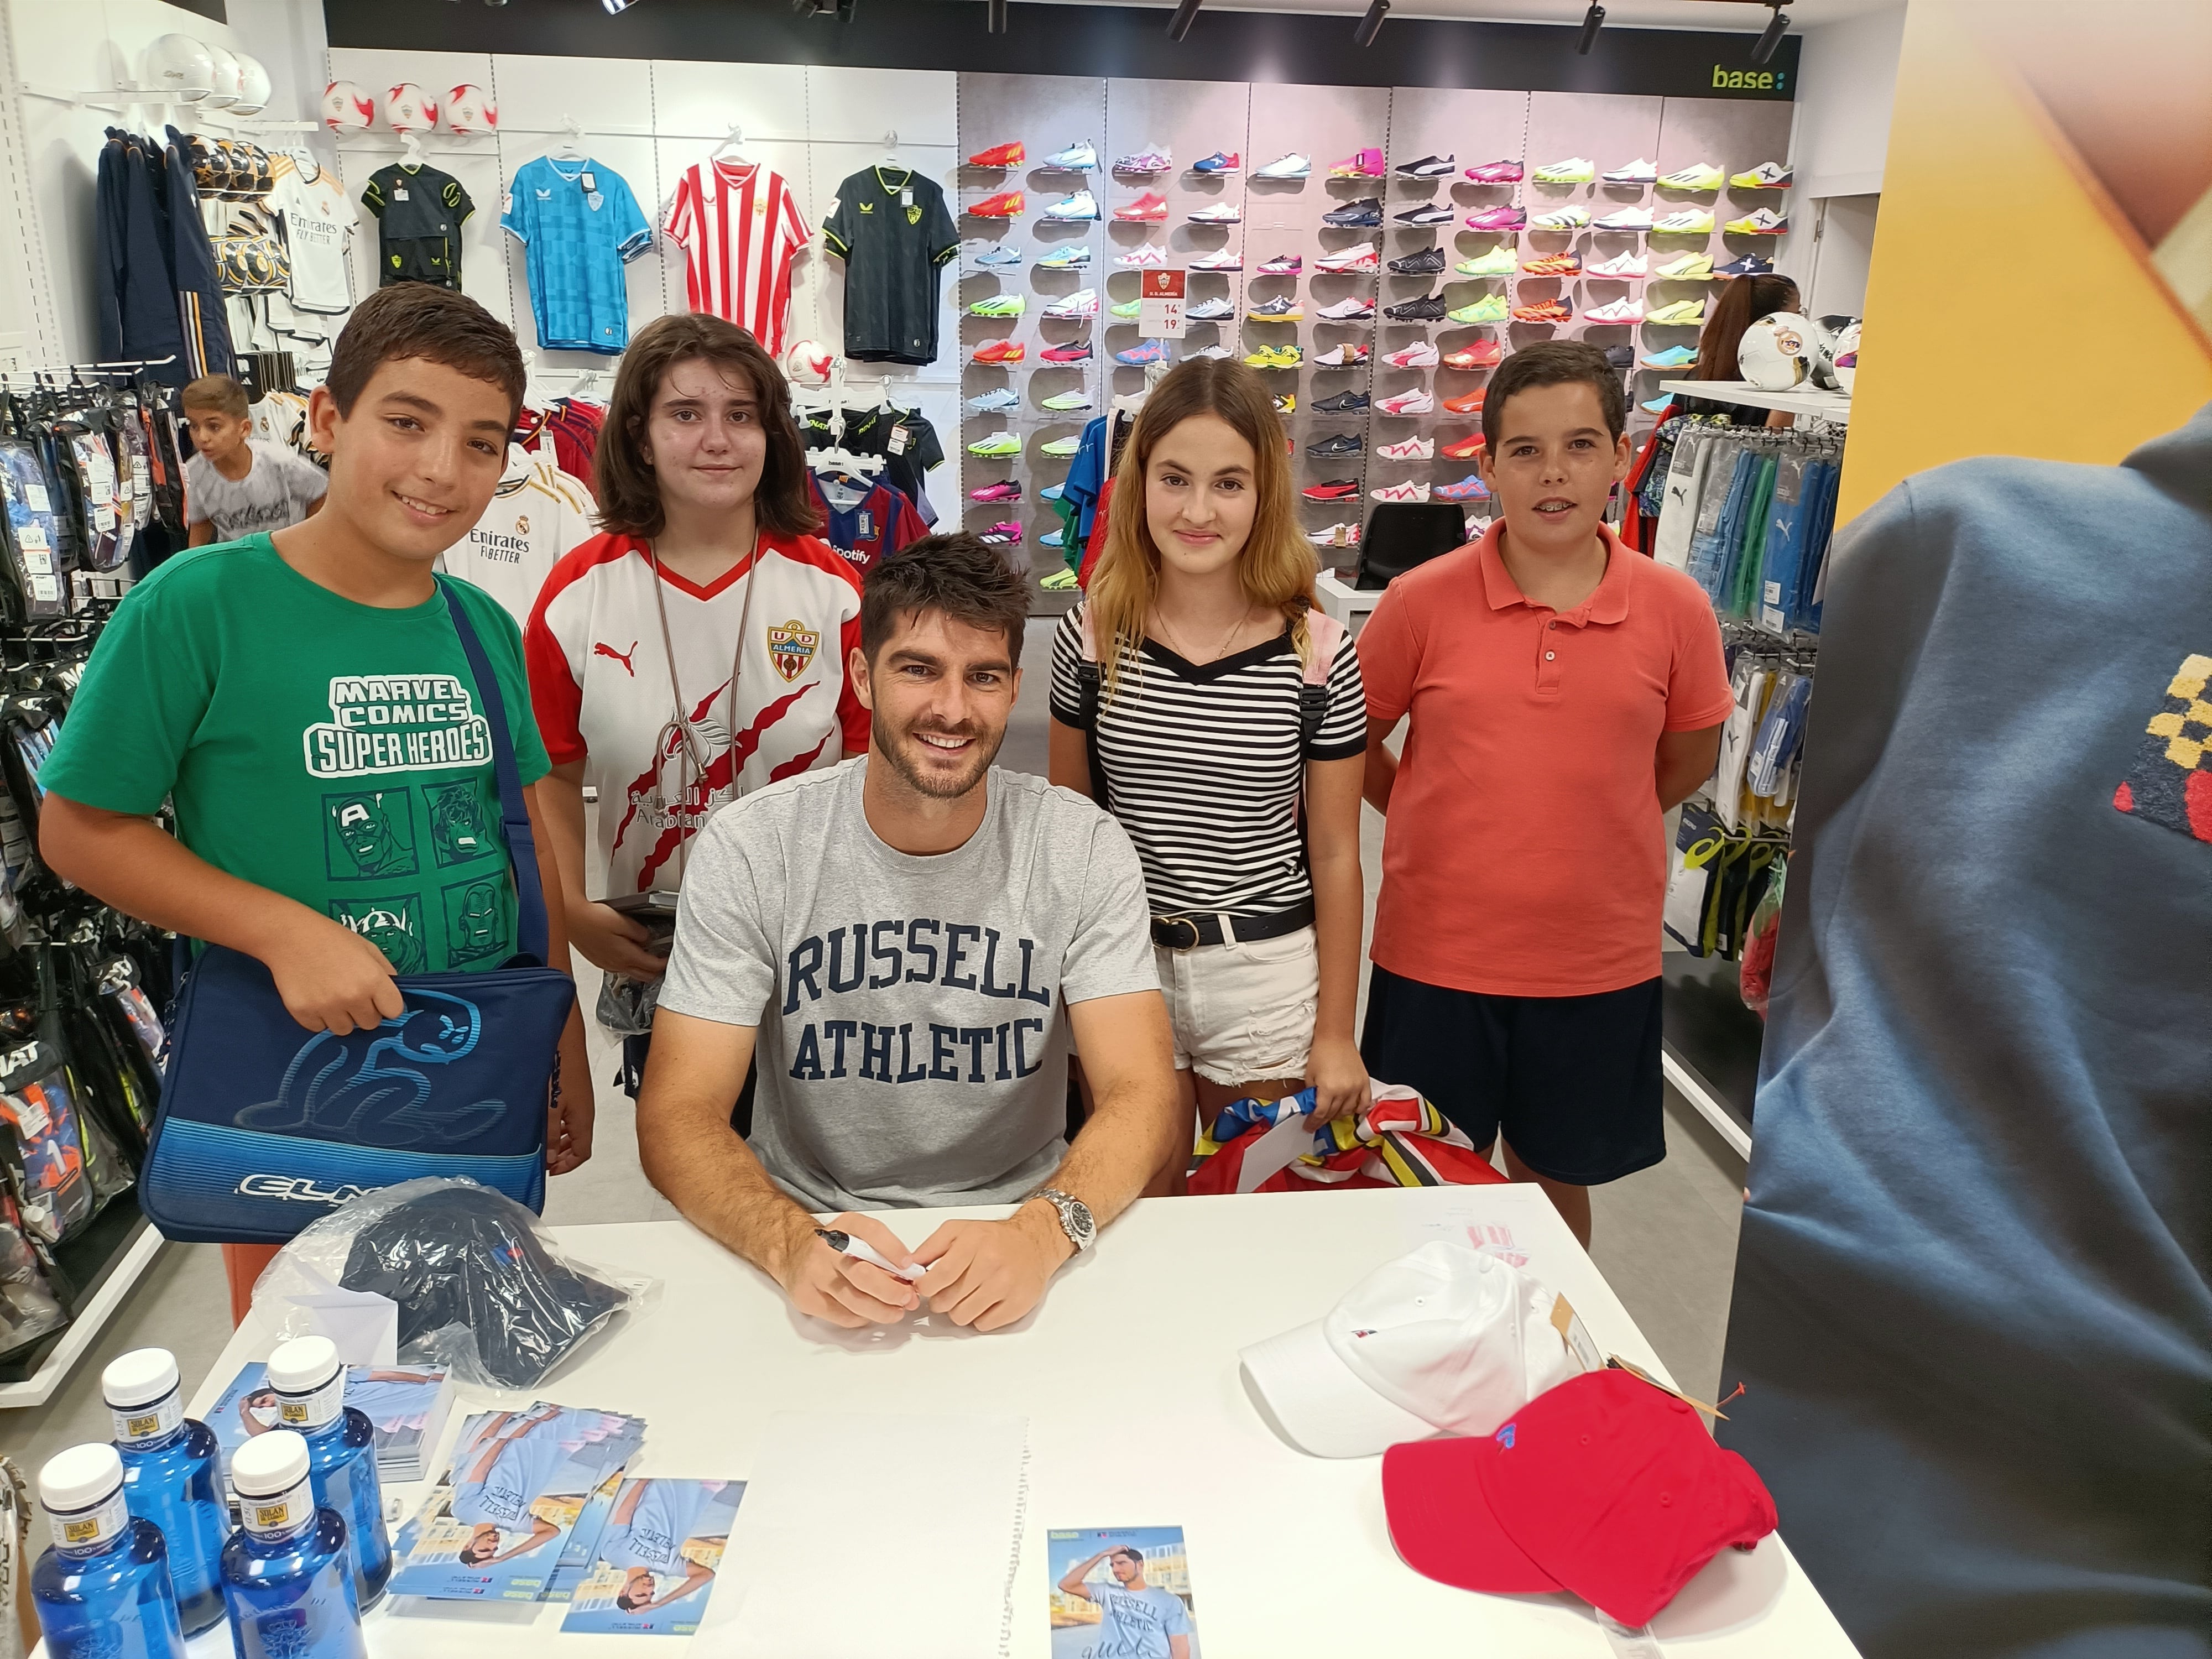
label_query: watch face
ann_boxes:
[1065,1196,1097,1248]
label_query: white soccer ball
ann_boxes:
[322,80,374,132]
[201,44,242,109]
[146,34,215,102]
[445,84,498,137]
[1811,315,1859,393]
[1739,311,1815,392]
[384,82,439,134]
[1824,318,1861,395]
[229,54,271,117]
[784,340,835,388]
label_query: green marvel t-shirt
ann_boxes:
[41,535,550,975]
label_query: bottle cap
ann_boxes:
[267,1335,341,1395]
[231,1430,311,1500]
[102,1347,181,1411]
[39,1444,124,1515]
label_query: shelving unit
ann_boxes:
[1660,953,1759,1159]
[1660,379,1852,424]
[0,1199,164,1409]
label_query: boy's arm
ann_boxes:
[1355,588,1417,813]
[538,764,664,980]
[39,795,404,1035]
[522,782,594,1175]
[1656,724,1725,810]
[187,521,215,546]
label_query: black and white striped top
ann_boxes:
[1048,606,1368,917]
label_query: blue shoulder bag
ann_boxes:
[138,581,577,1244]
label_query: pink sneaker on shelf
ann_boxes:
[1463,159,1525,184]
[1331,147,1386,178]
[970,482,1022,503]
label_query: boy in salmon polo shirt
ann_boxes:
[1357,341,1734,1246]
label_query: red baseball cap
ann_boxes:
[1381,1369,1777,1627]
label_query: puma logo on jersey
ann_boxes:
[594,640,640,676]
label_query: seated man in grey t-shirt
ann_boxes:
[641,535,1178,1334]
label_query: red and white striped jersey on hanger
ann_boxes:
[662,158,810,356]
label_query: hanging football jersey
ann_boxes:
[661,158,808,356]
[268,150,359,314]
[362,163,474,290]
[438,445,600,624]
[807,473,927,577]
[822,166,959,366]
[502,156,652,354]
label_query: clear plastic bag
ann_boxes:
[0,1188,65,1353]
[251,1177,659,1390]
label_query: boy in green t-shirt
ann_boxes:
[40,285,593,1316]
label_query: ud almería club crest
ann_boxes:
[768,619,819,683]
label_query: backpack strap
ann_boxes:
[1297,608,1346,754]
[1070,602,1109,813]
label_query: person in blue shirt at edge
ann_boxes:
[34,286,595,1322]
[636,535,1180,1333]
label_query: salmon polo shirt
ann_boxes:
[1358,520,1734,998]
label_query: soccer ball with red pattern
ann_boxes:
[784,340,834,388]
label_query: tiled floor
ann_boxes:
[0,616,1745,1474]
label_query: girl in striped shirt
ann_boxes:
[1049,359,1369,1187]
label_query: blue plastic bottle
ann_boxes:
[29,1442,187,1659]
[104,1346,228,1635]
[266,1335,393,1609]
[220,1430,367,1659]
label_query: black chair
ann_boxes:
[1356,502,1469,589]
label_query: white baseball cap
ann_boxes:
[384,82,439,134]
[446,84,498,137]
[1239,1241,1588,1458]
[323,80,374,132]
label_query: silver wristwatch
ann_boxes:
[1030,1187,1097,1253]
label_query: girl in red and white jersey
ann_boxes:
[527,313,868,1098]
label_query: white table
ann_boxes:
[161,1187,1858,1657]
[1313,568,1381,633]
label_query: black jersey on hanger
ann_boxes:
[362,164,474,290]
[822,167,959,366]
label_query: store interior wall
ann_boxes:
[1770,3,1900,324]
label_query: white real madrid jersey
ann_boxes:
[270,151,360,313]
[524,529,869,899]
[437,445,599,624]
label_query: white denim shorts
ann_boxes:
[1154,924,1319,1087]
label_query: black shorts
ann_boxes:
[1359,964,1665,1186]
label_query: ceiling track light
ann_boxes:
[793,0,857,18]
[1354,0,1389,48]
[1167,0,1203,42]
[1751,2,1791,65]
[988,0,1009,29]
[1575,2,1605,54]
[601,0,644,13]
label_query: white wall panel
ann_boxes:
[651,59,807,144]
[805,67,957,148]
[492,53,655,141]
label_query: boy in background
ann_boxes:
[39,286,593,1319]
[181,372,328,545]
[1358,341,1733,1247]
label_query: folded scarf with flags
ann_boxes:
[1188,1082,1509,1196]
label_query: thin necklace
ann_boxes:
[1154,597,1258,665]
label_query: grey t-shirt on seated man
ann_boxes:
[657,756,1160,1213]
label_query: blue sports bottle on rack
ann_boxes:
[103,1346,228,1635]
[221,1431,368,1659]
[266,1335,394,1608]
[30,1443,188,1659]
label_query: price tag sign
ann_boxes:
[1138,268,1186,340]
